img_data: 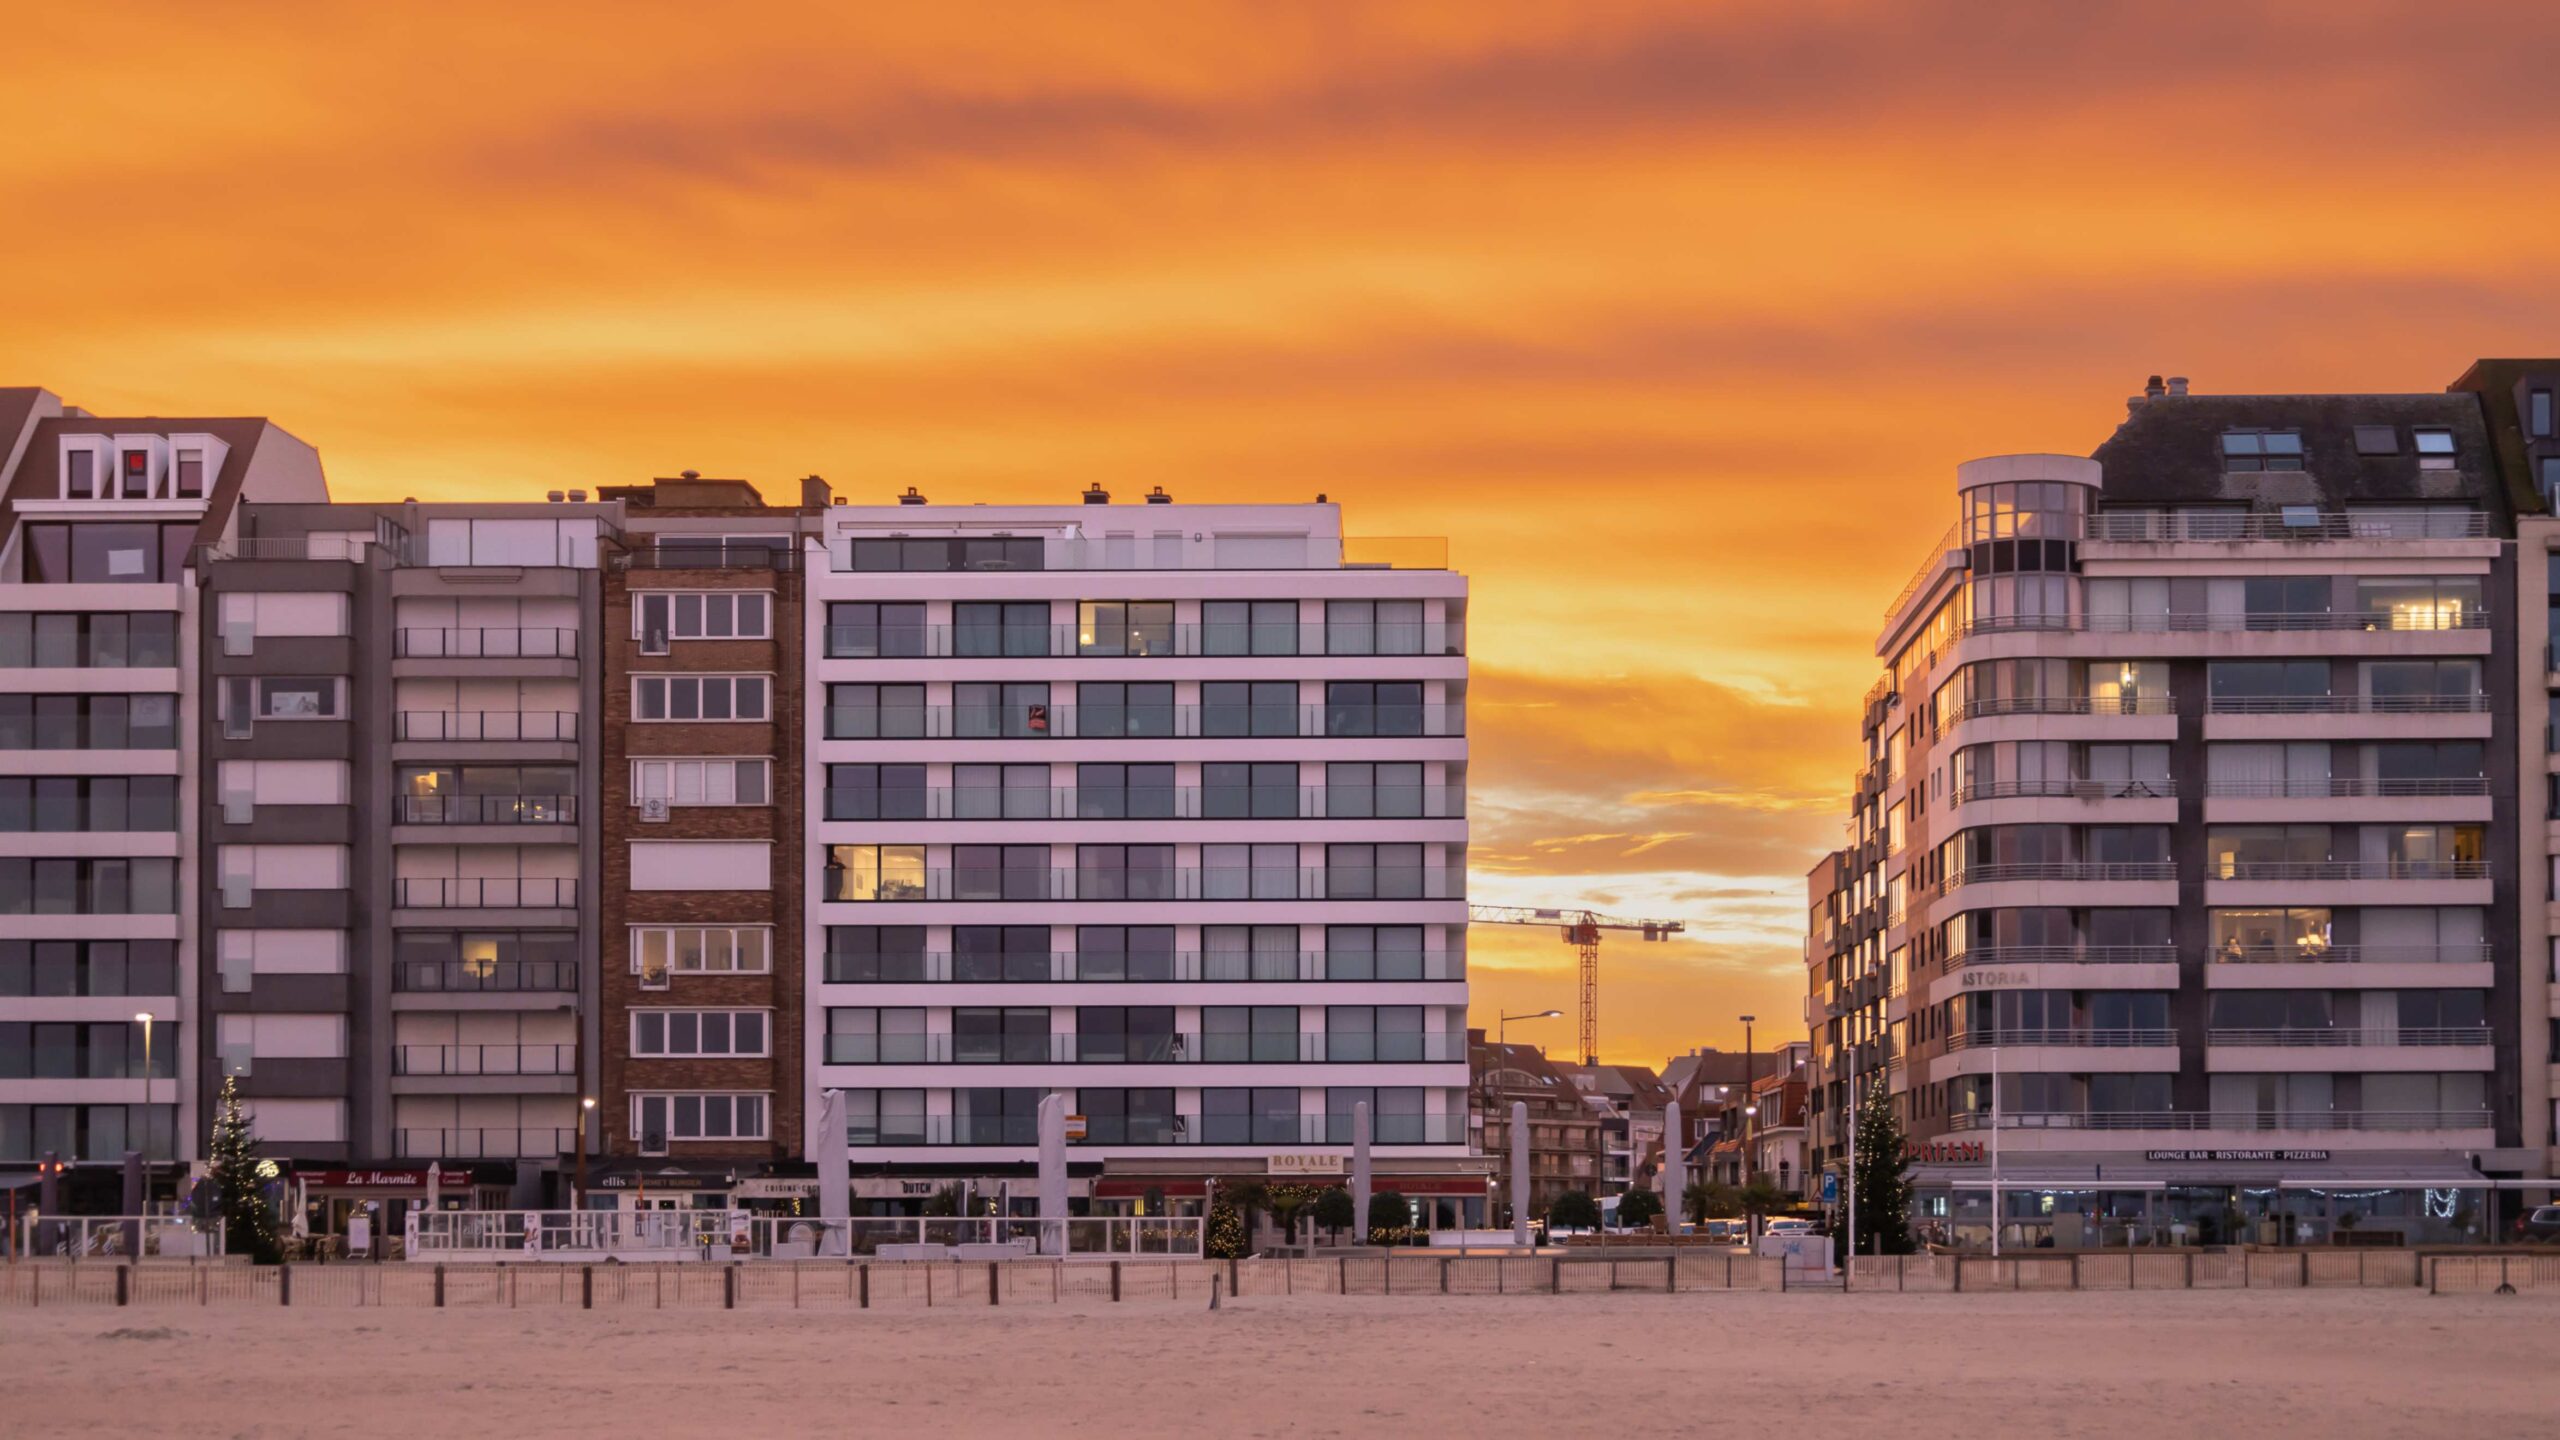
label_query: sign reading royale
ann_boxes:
[1267,1153,1347,1176]
[2143,1149,2331,1163]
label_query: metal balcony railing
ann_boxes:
[1942,1028,2176,1051]
[392,958,580,993]
[392,1043,577,1076]
[821,950,1466,984]
[1945,1109,2493,1133]
[821,703,1465,741]
[822,1032,1469,1065]
[396,794,578,825]
[395,1127,577,1159]
[820,785,1465,822]
[1959,610,2489,639]
[1950,779,2175,804]
[395,877,580,908]
[821,866,1465,903]
[2208,860,2487,882]
[1942,862,2175,889]
[841,1112,1467,1147]
[2202,778,2488,799]
[1950,695,2173,722]
[393,627,579,659]
[1883,520,1965,622]
[2204,693,2489,715]
[823,621,1465,660]
[2205,943,2489,966]
[2081,510,2491,543]
[2205,1027,2493,1048]
[1947,945,2177,967]
[394,710,578,741]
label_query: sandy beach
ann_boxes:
[2,1288,2548,1438]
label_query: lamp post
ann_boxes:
[1500,1008,1562,1048]
[1739,1014,1757,1240]
[575,1096,596,1210]
[134,1012,155,1212]
[1485,1011,1560,1231]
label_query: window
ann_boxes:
[953,845,1050,901]
[2210,660,2328,703]
[0,858,178,915]
[823,926,929,983]
[634,758,770,807]
[828,763,929,820]
[2354,577,2480,632]
[1325,1006,1428,1062]
[1324,681,1426,737]
[0,612,178,669]
[1204,843,1298,900]
[2413,428,2457,470]
[1203,681,1298,738]
[648,534,792,569]
[1326,926,1428,981]
[825,683,926,739]
[953,925,1051,983]
[0,777,179,833]
[1074,763,1173,819]
[1203,925,1300,980]
[631,1010,770,1058]
[953,1007,1050,1064]
[1325,842,1426,899]
[1326,600,1426,655]
[633,674,769,722]
[2353,426,2399,456]
[1324,762,1423,818]
[174,451,205,498]
[629,922,768,978]
[1202,600,1298,656]
[1204,762,1298,819]
[1202,1007,1300,1063]
[954,682,1051,738]
[1077,601,1173,657]
[632,1093,767,1143]
[119,450,150,498]
[838,536,1044,574]
[1075,926,1176,981]
[0,940,179,998]
[240,678,341,721]
[1078,1087,1178,1143]
[1202,1085,1301,1144]
[2534,392,2555,440]
[826,1008,929,1063]
[2242,577,2330,628]
[1075,844,1174,901]
[824,602,927,658]
[825,844,928,901]
[1076,1006,1177,1063]
[955,1088,1041,1145]
[955,602,1051,657]
[21,523,197,584]
[635,591,770,642]
[1327,1086,1425,1143]
[0,1022,179,1080]
[2221,430,2304,471]
[1075,682,1174,739]
[64,450,95,499]
[843,1089,929,1145]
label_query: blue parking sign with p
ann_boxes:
[1821,1173,1839,1205]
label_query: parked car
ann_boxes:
[1764,1217,1814,1235]
[2523,1206,2560,1243]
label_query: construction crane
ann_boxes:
[1468,906,1687,1066]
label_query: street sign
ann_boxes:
[1820,1172,1839,1205]
[1063,1114,1088,1141]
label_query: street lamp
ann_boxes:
[1500,1009,1563,1048]
[134,1012,155,1212]
[575,1096,597,1210]
[1739,1014,1758,1239]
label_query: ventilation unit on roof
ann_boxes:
[1083,483,1110,505]
[898,487,926,506]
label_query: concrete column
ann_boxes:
[1511,1101,1531,1247]
[1351,1101,1372,1247]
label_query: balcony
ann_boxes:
[823,1032,1470,1065]
[821,785,1465,822]
[2207,860,2487,882]
[2205,1027,2493,1048]
[396,794,578,825]
[395,710,578,742]
[395,877,579,909]
[1941,863,2175,890]
[1943,1028,2176,1052]
[393,627,579,659]
[618,541,799,571]
[843,1113,1467,1147]
[1945,1109,2493,1134]
[394,1127,577,1159]
[392,1043,577,1076]
[827,534,1451,574]
[1950,695,2173,723]
[821,866,1465,903]
[822,950,1466,984]
[2202,779,2488,799]
[822,704,1465,741]
[1959,610,2489,640]
[2205,944,2489,966]
[392,958,581,993]
[2082,511,2490,543]
[1951,779,2176,804]
[823,621,1465,660]
[1946,945,2178,968]
[2205,693,2488,716]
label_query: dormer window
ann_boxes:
[2413,428,2457,471]
[175,451,205,498]
[2221,429,2303,472]
[120,450,151,498]
[64,450,95,499]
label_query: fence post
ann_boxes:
[1552,1256,1561,1294]
[1954,1257,1963,1294]
[1726,1253,1734,1290]
[859,1263,870,1310]
[2299,1251,2310,1288]
[1229,1256,1239,1297]
[2185,1253,2194,1290]
[583,1264,594,1310]
[1111,1260,1122,1303]
[1440,1258,1450,1294]
[280,1264,292,1307]
[2070,1254,2080,1291]
[434,1264,446,1309]
[724,1264,738,1310]
[2427,1257,2438,1296]
[116,1265,129,1307]
[989,1262,1000,1307]
[1665,1256,1676,1295]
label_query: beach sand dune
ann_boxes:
[1,1289,2547,1437]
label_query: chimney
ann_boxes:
[1082,483,1110,505]
[897,486,927,507]
[566,489,587,503]
[1144,486,1172,505]
[2144,375,2166,399]
[680,470,701,481]
[801,474,833,510]
[545,490,565,503]
[2166,376,2190,397]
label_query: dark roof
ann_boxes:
[2088,391,2503,515]
[2445,358,2560,517]
[0,416,281,554]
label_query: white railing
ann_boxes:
[403,1210,1202,1262]
[15,1213,225,1259]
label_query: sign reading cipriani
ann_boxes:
[2143,1149,2331,1163]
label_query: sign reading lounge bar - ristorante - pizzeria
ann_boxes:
[2142,1149,2331,1163]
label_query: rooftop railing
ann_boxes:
[2083,511,2491,543]
[1883,520,1965,621]
[1945,1109,2493,1133]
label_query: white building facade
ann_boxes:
[803,496,1477,1214]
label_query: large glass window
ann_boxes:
[1075,845,1174,901]
[1323,761,1423,818]
[1203,600,1298,656]
[823,602,927,658]
[1325,926,1427,981]
[824,844,927,901]
[1205,843,1298,900]
[22,523,196,584]
[844,1089,929,1145]
[1075,926,1176,982]
[1076,601,1174,657]
[1202,1086,1301,1144]
[1075,682,1174,739]
[954,602,1050,658]
[1076,1007,1177,1063]
[1074,763,1174,819]
[953,926,1050,983]
[1324,682,1424,737]
[0,612,177,668]
[2221,430,2304,471]
[1325,600,1427,656]
[825,683,927,740]
[954,682,1051,738]
[953,845,1050,901]
[1078,1087,1177,1144]
[1326,1086,1425,1143]
[824,1007,927,1063]
[954,1088,1040,1145]
[1204,681,1299,738]
[823,927,929,984]
[1203,924,1300,981]
[826,764,927,821]
[953,1007,1050,1064]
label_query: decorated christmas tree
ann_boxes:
[1850,1072,1916,1255]
[209,1075,282,1264]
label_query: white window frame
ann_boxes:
[630,1009,772,1058]
[635,591,772,642]
[631,1092,769,1143]
[633,674,770,723]
[631,757,771,807]
[630,925,774,977]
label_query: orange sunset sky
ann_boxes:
[10,1,2560,1067]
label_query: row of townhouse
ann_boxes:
[0,387,1483,1240]
[1805,363,2560,1248]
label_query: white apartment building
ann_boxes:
[803,491,1477,1216]
[0,391,327,1210]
